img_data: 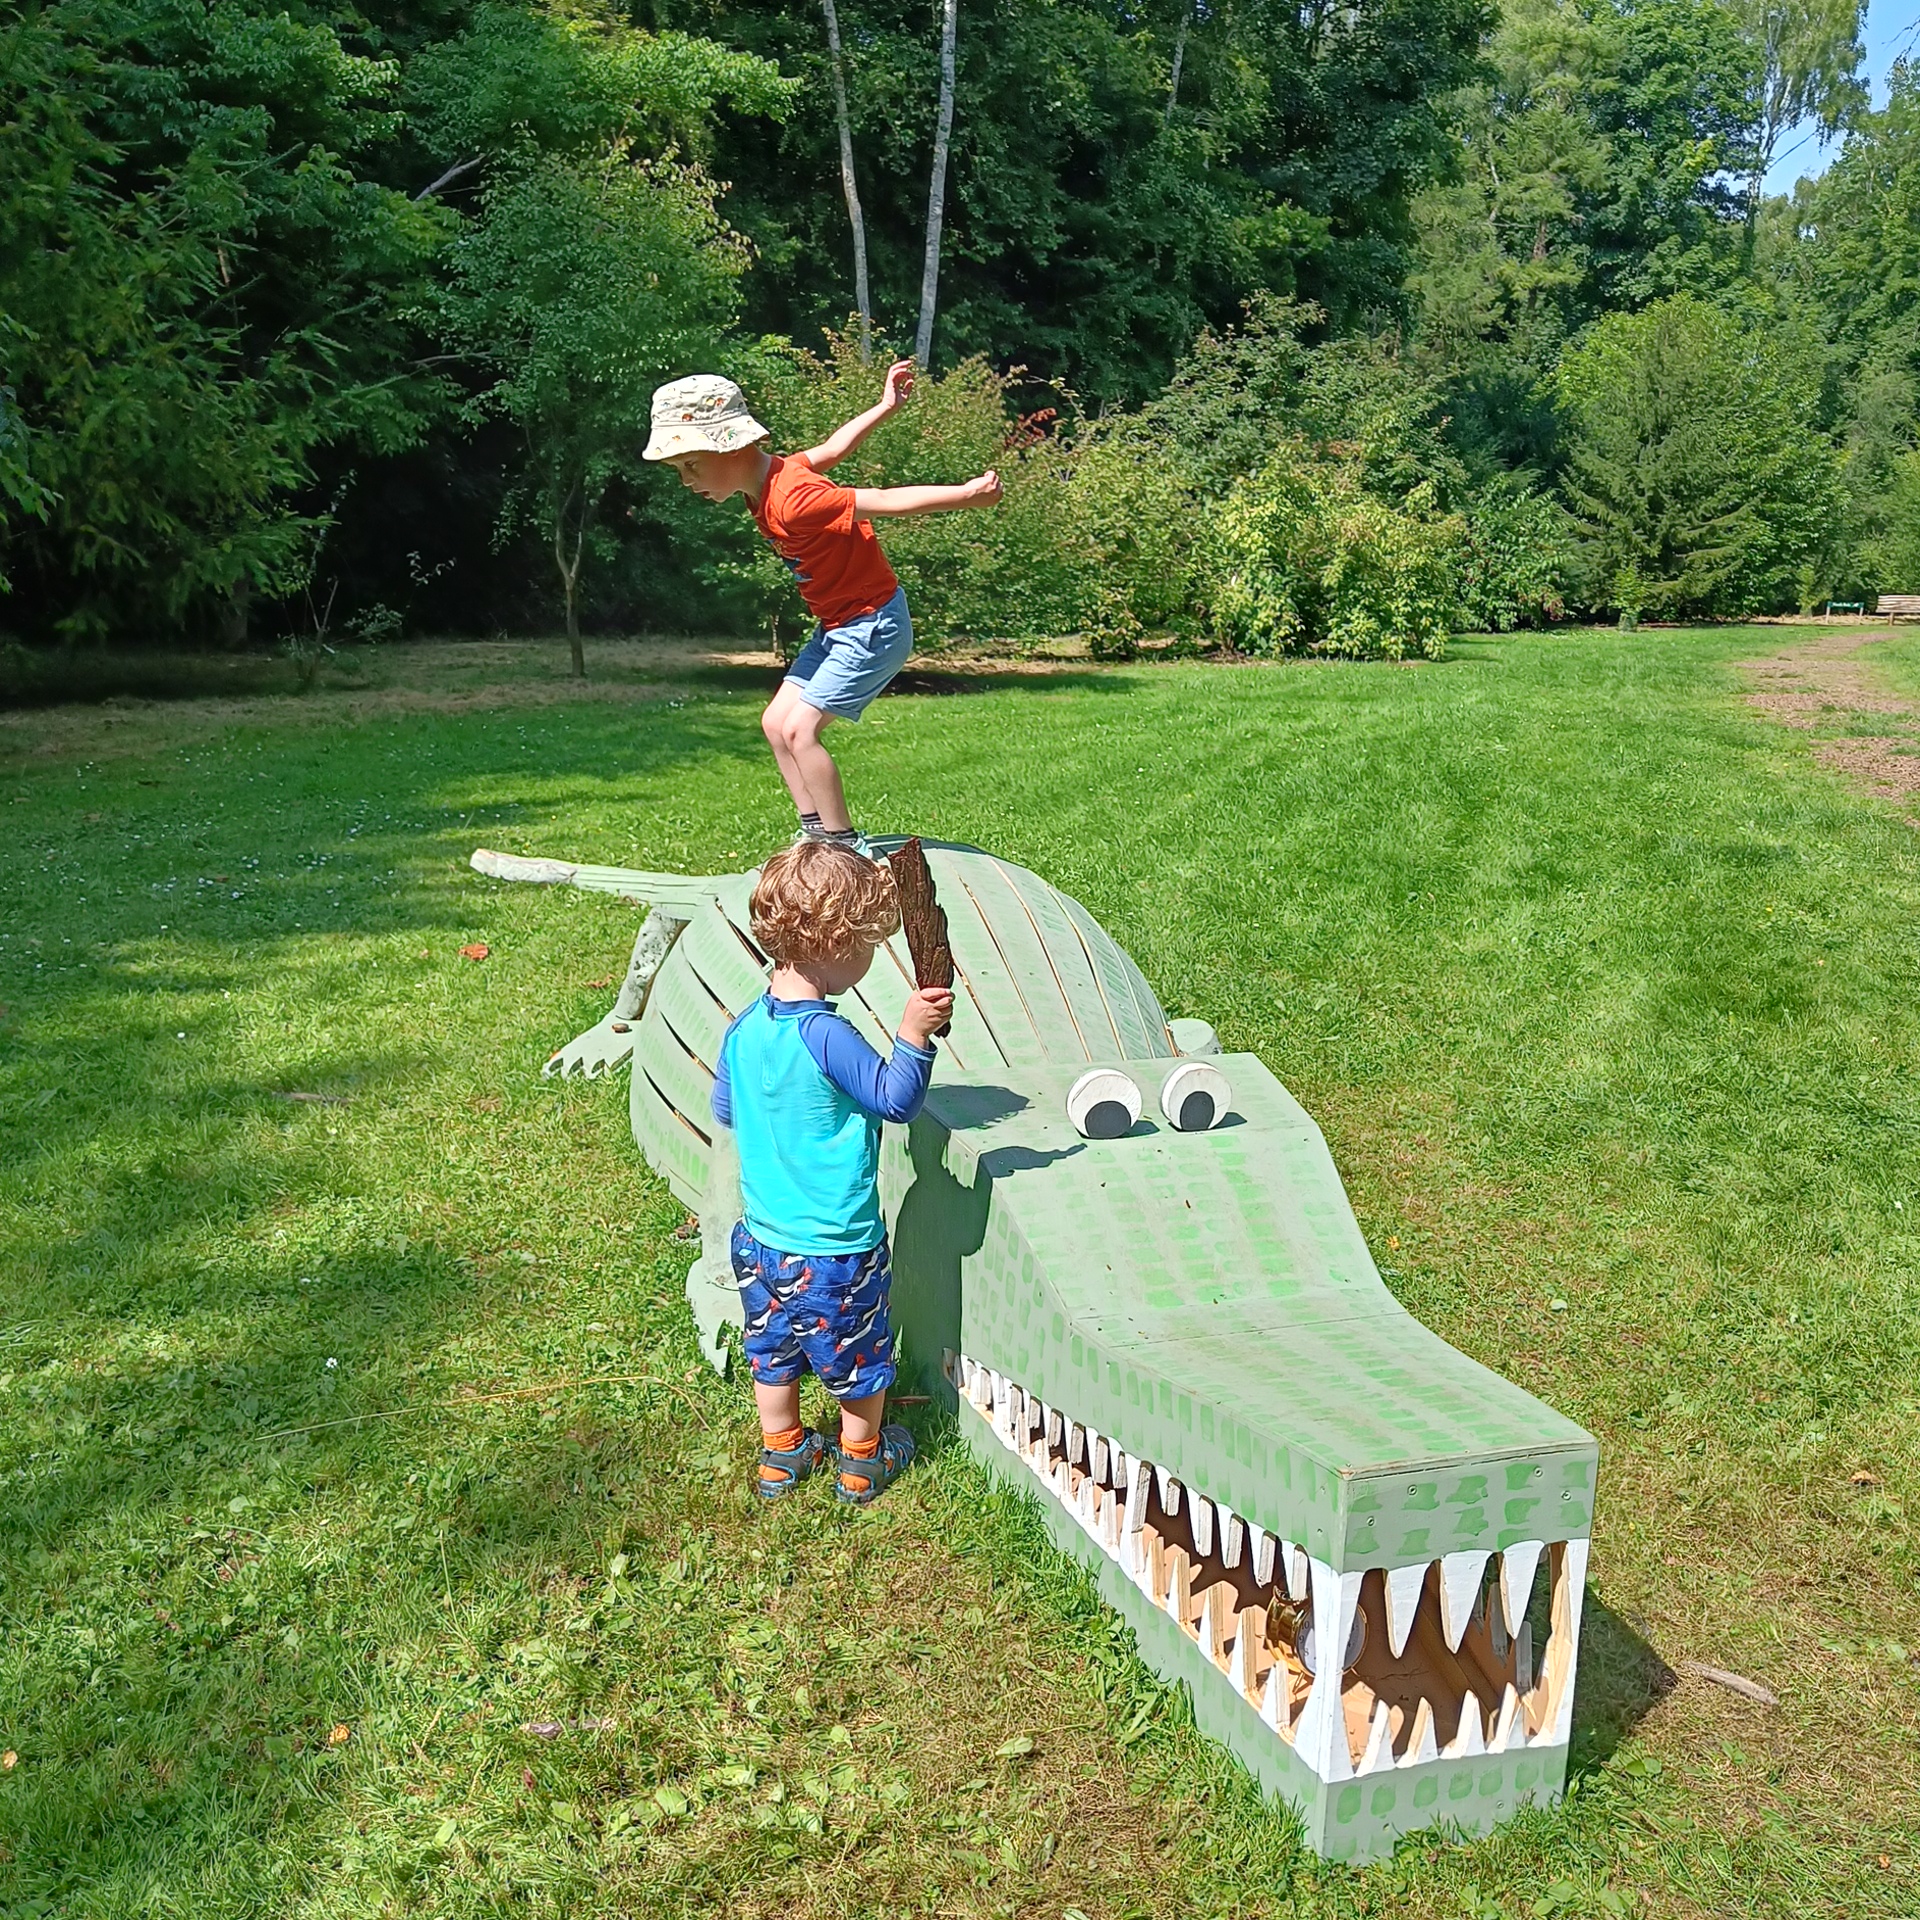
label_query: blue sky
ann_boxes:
[1763,2,1920,191]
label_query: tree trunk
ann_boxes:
[821,0,873,361]
[555,487,585,678]
[1164,4,1192,126]
[915,0,959,368]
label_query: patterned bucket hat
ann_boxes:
[642,374,770,461]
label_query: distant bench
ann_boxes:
[1874,595,1920,619]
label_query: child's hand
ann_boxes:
[898,986,954,1049]
[883,360,916,410]
[962,469,1003,507]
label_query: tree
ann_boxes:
[1555,294,1843,615]
[915,0,959,366]
[1737,0,1867,219]
[820,0,874,358]
[437,144,751,674]
[0,0,448,641]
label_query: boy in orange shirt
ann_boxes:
[643,363,1002,851]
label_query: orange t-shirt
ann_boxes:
[750,452,900,630]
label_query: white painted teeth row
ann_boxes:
[952,1353,1589,1783]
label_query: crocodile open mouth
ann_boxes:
[953,1353,1589,1781]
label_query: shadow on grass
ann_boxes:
[1568,1594,1677,1776]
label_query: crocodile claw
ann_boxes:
[542,1014,636,1079]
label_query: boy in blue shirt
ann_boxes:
[711,840,954,1503]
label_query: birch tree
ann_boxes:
[820,0,873,359]
[915,0,960,366]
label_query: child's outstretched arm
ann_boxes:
[853,471,1003,519]
[802,359,916,471]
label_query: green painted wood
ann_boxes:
[922,847,1047,1070]
[1053,888,1167,1060]
[633,994,717,1139]
[629,1063,709,1209]
[645,954,731,1072]
[992,859,1134,1061]
[949,857,1102,1063]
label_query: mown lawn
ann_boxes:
[2,628,1916,1919]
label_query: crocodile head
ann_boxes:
[477,838,1598,1863]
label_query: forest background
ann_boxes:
[8,0,1920,665]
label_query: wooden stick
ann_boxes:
[885,837,953,1034]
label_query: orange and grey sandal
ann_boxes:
[834,1423,916,1505]
[757,1427,828,1500]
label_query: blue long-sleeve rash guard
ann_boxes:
[711,997,934,1128]
[710,994,936,1254]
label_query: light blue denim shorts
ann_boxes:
[784,587,914,721]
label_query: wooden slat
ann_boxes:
[635,997,717,1136]
[630,1072,710,1205]
[646,954,733,1070]
[678,899,767,1015]
[952,859,1091,1064]
[1052,890,1162,1059]
[1116,941,1176,1056]
[993,862,1129,1061]
[925,847,1043,1069]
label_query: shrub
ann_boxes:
[1457,477,1575,630]
[1204,446,1463,660]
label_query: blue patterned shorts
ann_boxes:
[731,1223,898,1400]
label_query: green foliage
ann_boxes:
[0,0,449,639]
[1205,452,1464,660]
[1459,476,1577,629]
[1556,295,1844,616]
[437,135,756,669]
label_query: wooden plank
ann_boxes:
[1115,941,1177,1056]
[635,997,717,1136]
[1054,889,1160,1060]
[995,862,1129,1061]
[646,953,733,1070]
[677,899,767,1016]
[952,858,1093,1064]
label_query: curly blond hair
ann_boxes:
[750,840,900,967]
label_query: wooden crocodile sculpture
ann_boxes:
[472,839,1598,1864]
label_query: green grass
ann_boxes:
[3,629,1917,1918]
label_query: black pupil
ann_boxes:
[1178,1090,1215,1131]
[1084,1099,1131,1138]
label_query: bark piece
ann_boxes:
[886,836,953,1033]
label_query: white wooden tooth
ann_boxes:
[1067,1422,1085,1468]
[1164,1548,1193,1626]
[1548,1539,1590,1746]
[1283,1540,1308,1600]
[1443,1695,1487,1758]
[1398,1697,1438,1768]
[1439,1551,1491,1652]
[1260,1659,1291,1735]
[1190,1495,1214,1559]
[1227,1607,1262,1697]
[1358,1699,1395,1775]
[1045,1405,1063,1451]
[1492,1682,1525,1752]
[1383,1562,1427,1659]
[1198,1584,1228,1663]
[1516,1619,1534,1692]
[1295,1556,1360,1780]
[1155,1464,1181,1517]
[1124,1454,1149,1535]
[1090,1432,1109,1484]
[1219,1504,1244,1570]
[1249,1523,1275,1586]
[968,1365,991,1411]
[1500,1540,1545,1638]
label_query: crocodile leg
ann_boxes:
[544,912,688,1080]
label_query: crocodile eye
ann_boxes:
[1066,1068,1141,1139]
[1160,1060,1231,1131]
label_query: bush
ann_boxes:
[1457,477,1574,630]
[1203,446,1463,660]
